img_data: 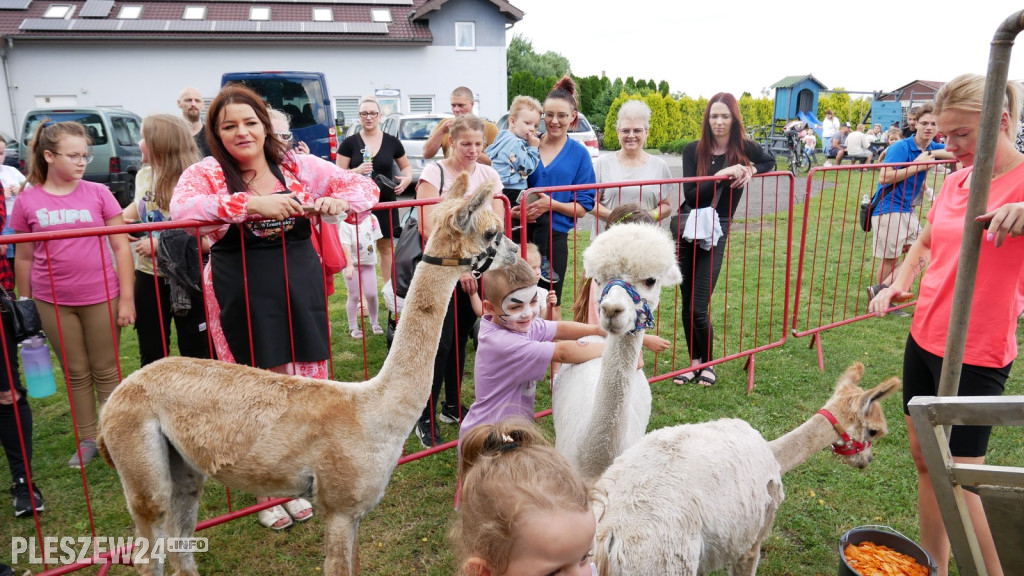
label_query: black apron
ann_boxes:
[210,190,329,369]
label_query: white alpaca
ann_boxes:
[96,174,519,576]
[552,223,681,482]
[593,363,901,576]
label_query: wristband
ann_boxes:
[650,208,660,221]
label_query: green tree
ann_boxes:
[625,77,637,93]
[658,80,670,97]
[506,35,570,106]
[643,93,670,148]
[603,93,632,150]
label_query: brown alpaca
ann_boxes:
[96,172,518,576]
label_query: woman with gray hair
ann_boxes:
[590,99,674,232]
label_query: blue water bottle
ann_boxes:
[363,147,373,177]
[21,335,56,398]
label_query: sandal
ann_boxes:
[672,369,701,385]
[350,329,363,339]
[696,366,717,387]
[258,505,293,530]
[371,324,384,335]
[283,498,313,522]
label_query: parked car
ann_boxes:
[222,71,338,162]
[2,131,18,169]
[379,113,453,185]
[19,107,144,207]
[496,110,600,162]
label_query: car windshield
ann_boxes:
[238,77,327,129]
[537,113,592,135]
[24,113,108,146]
[398,118,442,140]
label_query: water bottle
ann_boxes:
[20,335,55,398]
[362,148,373,176]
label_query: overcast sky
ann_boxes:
[506,0,1024,99]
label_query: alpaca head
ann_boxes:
[426,171,519,272]
[583,223,682,335]
[820,362,902,469]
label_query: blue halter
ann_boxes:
[598,279,654,334]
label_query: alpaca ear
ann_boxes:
[447,171,472,200]
[839,362,864,389]
[664,262,683,286]
[859,376,901,416]
[456,179,495,230]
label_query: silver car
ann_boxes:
[496,110,600,163]
[379,113,454,185]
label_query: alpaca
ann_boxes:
[552,222,681,482]
[96,173,518,576]
[593,362,900,576]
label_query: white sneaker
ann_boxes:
[823,160,833,167]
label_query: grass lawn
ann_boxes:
[5,163,1022,575]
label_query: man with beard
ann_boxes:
[177,87,211,157]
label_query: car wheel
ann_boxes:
[119,176,135,208]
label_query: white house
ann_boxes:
[0,0,523,137]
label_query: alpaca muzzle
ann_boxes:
[599,279,654,334]
[816,409,871,455]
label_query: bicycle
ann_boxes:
[784,130,811,174]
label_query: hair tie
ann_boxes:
[613,211,636,226]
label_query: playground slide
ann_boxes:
[798,111,823,137]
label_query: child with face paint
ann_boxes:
[458,257,606,450]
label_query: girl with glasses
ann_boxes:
[10,120,136,468]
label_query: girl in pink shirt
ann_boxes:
[10,121,135,468]
[868,74,1024,576]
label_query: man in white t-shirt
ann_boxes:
[819,109,841,153]
[844,124,874,165]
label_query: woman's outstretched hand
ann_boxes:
[977,201,1024,248]
[868,285,914,317]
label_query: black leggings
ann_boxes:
[902,333,1010,458]
[421,284,476,422]
[531,226,569,306]
[134,271,211,367]
[0,308,31,482]
[677,223,730,363]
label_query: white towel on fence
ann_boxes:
[381,279,405,315]
[682,207,723,250]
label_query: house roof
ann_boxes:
[0,0,516,44]
[771,75,827,90]
[876,80,945,102]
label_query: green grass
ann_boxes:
[5,165,1022,575]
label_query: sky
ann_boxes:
[505,0,1024,100]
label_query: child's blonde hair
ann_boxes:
[452,419,591,575]
[509,95,542,121]
[523,242,541,266]
[481,257,536,307]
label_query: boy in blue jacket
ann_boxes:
[486,95,542,206]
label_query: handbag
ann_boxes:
[392,164,444,298]
[312,217,346,275]
[0,287,42,342]
[859,184,895,233]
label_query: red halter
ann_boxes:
[816,409,871,456]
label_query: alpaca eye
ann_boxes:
[868,429,879,438]
[644,278,657,287]
[484,230,498,241]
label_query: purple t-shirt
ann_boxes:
[460,316,558,438]
[10,180,123,305]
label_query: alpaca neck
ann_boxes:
[578,330,643,481]
[373,260,461,425]
[768,413,839,474]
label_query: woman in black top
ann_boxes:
[337,96,413,284]
[673,92,775,386]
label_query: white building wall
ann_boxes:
[2,42,508,137]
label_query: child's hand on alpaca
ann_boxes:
[642,334,671,352]
[344,267,354,280]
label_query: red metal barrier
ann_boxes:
[791,160,955,369]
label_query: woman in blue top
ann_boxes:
[524,76,596,322]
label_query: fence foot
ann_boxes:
[808,332,825,371]
[743,354,756,394]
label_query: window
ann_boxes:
[182,6,205,20]
[117,6,143,19]
[250,6,270,21]
[336,97,359,128]
[43,4,72,18]
[409,96,434,114]
[312,7,333,22]
[455,22,475,50]
[370,8,391,23]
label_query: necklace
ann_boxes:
[246,168,269,188]
[993,154,1024,179]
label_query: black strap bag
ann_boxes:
[392,165,444,298]
[859,184,895,233]
[0,287,43,341]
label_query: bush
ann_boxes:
[659,138,691,154]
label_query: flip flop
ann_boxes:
[696,366,717,387]
[258,505,293,530]
[283,498,314,522]
[672,369,701,385]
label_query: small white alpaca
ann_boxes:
[552,222,681,482]
[593,363,900,576]
[96,173,519,576]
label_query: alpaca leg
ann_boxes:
[728,542,761,576]
[120,452,172,575]
[165,443,204,576]
[322,511,359,576]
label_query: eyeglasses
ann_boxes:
[358,112,379,118]
[544,112,571,121]
[618,128,646,135]
[274,131,294,143]
[54,152,94,164]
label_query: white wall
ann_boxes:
[2,41,508,137]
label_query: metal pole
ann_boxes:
[938,10,1024,399]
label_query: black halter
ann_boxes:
[420,233,503,278]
